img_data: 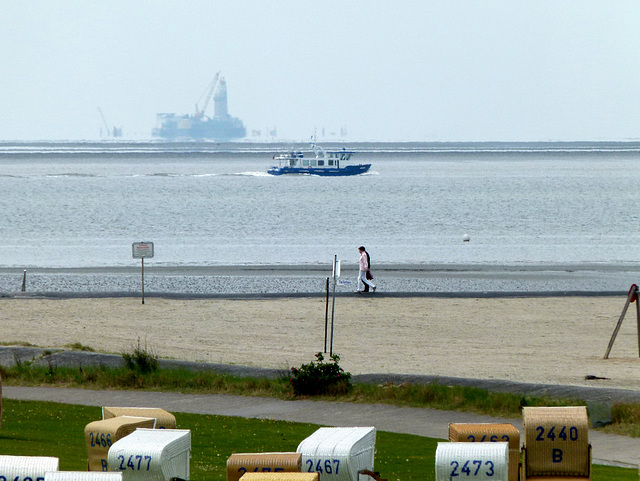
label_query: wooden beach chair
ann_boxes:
[238,474,319,481]
[102,407,176,429]
[521,406,591,480]
[226,453,302,481]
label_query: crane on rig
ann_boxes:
[98,107,122,137]
[152,71,245,140]
[193,71,220,119]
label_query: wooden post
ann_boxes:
[21,270,26,292]
[141,258,145,305]
[604,285,638,359]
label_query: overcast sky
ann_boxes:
[2,1,639,142]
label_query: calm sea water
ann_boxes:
[0,142,638,269]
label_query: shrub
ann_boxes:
[122,339,158,374]
[289,352,351,396]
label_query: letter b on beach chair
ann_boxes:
[522,406,591,480]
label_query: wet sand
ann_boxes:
[1,295,639,391]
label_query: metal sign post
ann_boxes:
[132,242,154,304]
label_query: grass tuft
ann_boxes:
[0,341,37,347]
[64,342,95,352]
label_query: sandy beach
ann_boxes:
[2,295,640,391]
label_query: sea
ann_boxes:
[0,140,638,295]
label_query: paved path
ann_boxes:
[4,386,640,469]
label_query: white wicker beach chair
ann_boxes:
[107,428,190,481]
[448,423,520,481]
[45,472,123,481]
[435,442,509,481]
[296,427,376,481]
[0,455,59,481]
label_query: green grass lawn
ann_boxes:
[0,399,636,480]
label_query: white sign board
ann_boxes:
[132,242,154,259]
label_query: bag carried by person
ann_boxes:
[366,270,373,280]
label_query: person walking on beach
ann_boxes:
[357,246,376,293]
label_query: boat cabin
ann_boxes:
[276,150,354,169]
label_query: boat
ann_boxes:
[267,143,370,176]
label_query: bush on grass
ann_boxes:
[122,339,158,374]
[289,352,351,396]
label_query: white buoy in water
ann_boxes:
[462,234,470,242]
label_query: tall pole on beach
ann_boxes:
[330,255,338,356]
[324,277,329,353]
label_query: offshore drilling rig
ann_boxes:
[152,72,246,141]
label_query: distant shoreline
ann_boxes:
[0,262,637,297]
[1,261,639,275]
[3,139,640,157]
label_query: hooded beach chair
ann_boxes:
[0,455,59,481]
[107,428,190,481]
[435,441,509,481]
[227,453,302,481]
[521,406,591,480]
[102,407,176,429]
[45,472,123,481]
[448,423,520,481]
[296,427,376,481]
[238,474,318,481]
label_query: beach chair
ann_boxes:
[448,423,520,481]
[226,453,301,481]
[521,406,591,480]
[102,407,176,429]
[296,427,376,481]
[85,416,156,471]
[107,428,190,481]
[0,455,59,481]
[435,442,509,481]
[238,474,318,481]
[45,472,123,481]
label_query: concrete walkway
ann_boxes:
[4,386,640,470]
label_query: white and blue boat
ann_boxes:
[267,143,370,176]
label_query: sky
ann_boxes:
[1,1,640,142]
